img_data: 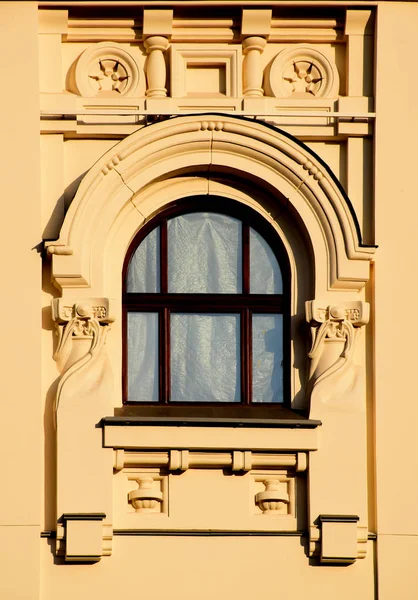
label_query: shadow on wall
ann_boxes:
[42,171,88,241]
[42,258,60,531]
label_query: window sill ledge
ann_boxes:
[109,404,320,428]
[102,409,320,451]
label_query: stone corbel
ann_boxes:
[53,298,115,561]
[309,515,368,563]
[57,514,112,562]
[143,9,173,99]
[53,298,114,381]
[241,10,271,99]
[306,300,369,408]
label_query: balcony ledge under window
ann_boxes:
[102,406,320,451]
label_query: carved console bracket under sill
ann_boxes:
[309,515,367,563]
[57,513,112,562]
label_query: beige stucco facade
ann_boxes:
[1,1,417,598]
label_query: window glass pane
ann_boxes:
[126,226,160,292]
[252,314,283,403]
[168,213,242,293]
[171,313,240,402]
[250,228,283,294]
[127,312,159,401]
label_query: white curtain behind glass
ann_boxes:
[127,312,159,401]
[127,226,160,293]
[168,213,242,293]
[171,313,240,402]
[126,211,285,403]
[250,228,282,294]
[252,314,283,402]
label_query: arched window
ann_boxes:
[123,198,289,409]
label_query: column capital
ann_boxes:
[242,36,267,55]
[144,35,170,54]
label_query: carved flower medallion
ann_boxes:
[88,59,129,94]
[267,45,339,99]
[283,61,323,97]
[73,42,143,98]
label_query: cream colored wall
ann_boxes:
[2,1,418,598]
[374,3,418,598]
[41,537,375,600]
[0,3,42,600]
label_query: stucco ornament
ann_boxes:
[306,300,369,406]
[53,299,114,389]
[73,42,142,97]
[52,298,115,561]
[255,478,289,514]
[267,45,339,98]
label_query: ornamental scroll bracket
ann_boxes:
[52,299,114,378]
[306,300,369,410]
[52,298,115,561]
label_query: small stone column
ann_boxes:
[241,9,271,104]
[242,36,266,97]
[144,35,170,97]
[143,9,173,101]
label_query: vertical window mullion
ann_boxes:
[242,223,251,402]
[242,223,250,295]
[161,218,168,294]
[241,308,251,404]
[159,308,171,404]
[165,308,171,403]
[160,219,169,403]
[248,309,253,404]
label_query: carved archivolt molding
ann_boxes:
[266,45,340,98]
[46,114,374,294]
[73,42,143,97]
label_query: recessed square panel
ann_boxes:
[171,44,242,98]
[186,64,227,97]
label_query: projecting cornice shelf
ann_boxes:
[102,418,319,451]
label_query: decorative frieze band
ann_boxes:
[114,449,308,473]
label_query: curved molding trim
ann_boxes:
[46,114,374,293]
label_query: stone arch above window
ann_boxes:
[47,114,375,296]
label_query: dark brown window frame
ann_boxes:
[122,196,290,409]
